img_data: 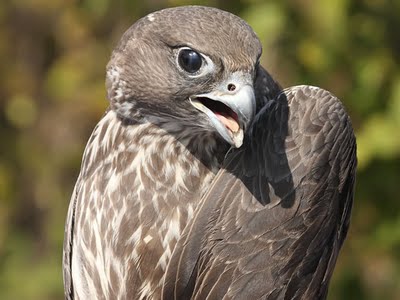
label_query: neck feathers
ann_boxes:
[81,110,227,188]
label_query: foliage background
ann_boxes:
[0,0,399,299]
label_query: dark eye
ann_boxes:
[178,49,203,74]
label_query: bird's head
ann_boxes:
[106,6,262,148]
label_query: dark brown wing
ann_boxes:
[63,174,82,300]
[162,85,357,300]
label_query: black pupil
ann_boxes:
[178,49,202,73]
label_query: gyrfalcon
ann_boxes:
[63,6,357,300]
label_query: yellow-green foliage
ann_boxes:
[0,0,399,299]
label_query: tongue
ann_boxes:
[215,113,240,133]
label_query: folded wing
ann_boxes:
[163,85,357,300]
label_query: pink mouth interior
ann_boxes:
[197,97,240,133]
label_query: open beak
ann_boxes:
[189,73,256,148]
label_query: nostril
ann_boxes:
[227,83,236,92]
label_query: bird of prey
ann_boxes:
[63,6,357,300]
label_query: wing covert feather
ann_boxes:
[163,85,357,300]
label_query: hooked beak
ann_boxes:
[189,72,256,148]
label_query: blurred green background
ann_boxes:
[0,0,399,299]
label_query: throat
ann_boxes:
[142,114,230,169]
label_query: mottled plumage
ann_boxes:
[63,6,356,300]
